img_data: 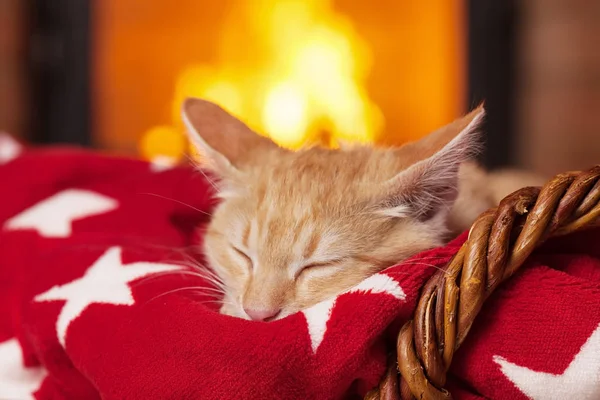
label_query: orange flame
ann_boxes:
[140,0,383,164]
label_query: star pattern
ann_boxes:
[4,189,118,238]
[0,338,46,400]
[302,273,406,353]
[34,247,181,347]
[0,132,22,165]
[149,156,177,172]
[494,323,600,400]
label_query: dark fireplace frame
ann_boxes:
[467,0,518,169]
[28,0,92,146]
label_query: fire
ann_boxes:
[140,0,383,164]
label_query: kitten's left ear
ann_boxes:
[376,105,485,219]
[182,97,283,177]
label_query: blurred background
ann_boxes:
[1,0,599,176]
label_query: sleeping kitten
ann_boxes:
[182,98,543,321]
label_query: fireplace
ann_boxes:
[92,0,467,168]
[7,0,598,174]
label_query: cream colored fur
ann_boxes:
[182,98,544,321]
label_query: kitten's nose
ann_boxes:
[244,307,281,321]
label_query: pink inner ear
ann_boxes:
[379,160,461,221]
[183,98,281,169]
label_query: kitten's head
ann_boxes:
[182,98,484,321]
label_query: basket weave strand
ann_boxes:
[365,165,600,400]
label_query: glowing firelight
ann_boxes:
[139,0,383,164]
[263,82,308,144]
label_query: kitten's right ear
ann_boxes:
[182,97,282,176]
[373,105,485,220]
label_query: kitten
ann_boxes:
[182,98,543,321]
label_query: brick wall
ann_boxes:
[0,0,28,138]
[516,0,600,175]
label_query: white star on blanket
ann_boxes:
[4,189,118,238]
[302,273,406,352]
[494,323,600,400]
[0,132,22,164]
[34,247,181,347]
[0,338,47,400]
[149,155,178,172]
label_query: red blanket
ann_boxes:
[1,133,599,400]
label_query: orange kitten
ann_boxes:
[182,98,543,321]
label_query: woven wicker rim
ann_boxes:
[365,165,600,400]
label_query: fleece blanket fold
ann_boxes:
[0,133,599,400]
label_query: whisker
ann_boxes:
[183,153,220,192]
[167,286,224,296]
[183,152,200,169]
[137,192,211,216]
[198,300,233,306]
[177,270,225,289]
[132,269,223,289]
[126,248,227,290]
[397,261,450,275]
[408,255,449,260]
[172,285,225,294]
[147,286,224,303]
[198,169,220,192]
[134,269,203,281]
[179,263,226,289]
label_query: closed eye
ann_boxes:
[231,246,253,269]
[296,258,346,279]
[302,261,332,270]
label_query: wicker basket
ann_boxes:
[365,165,600,400]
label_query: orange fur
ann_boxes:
[182,98,543,320]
